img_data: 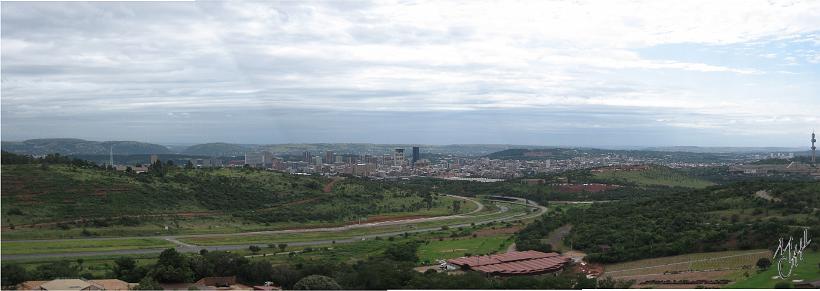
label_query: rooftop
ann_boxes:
[447,250,571,276]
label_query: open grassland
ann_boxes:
[2,195,471,240]
[727,251,820,288]
[177,201,529,246]
[417,235,512,263]
[1,238,174,255]
[604,250,771,278]
[593,166,715,188]
[0,198,518,257]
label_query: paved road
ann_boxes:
[2,196,543,260]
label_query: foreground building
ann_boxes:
[447,250,571,276]
[17,279,134,290]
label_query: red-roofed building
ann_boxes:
[446,250,571,276]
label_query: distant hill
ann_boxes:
[1,138,170,156]
[486,148,578,160]
[182,143,249,157]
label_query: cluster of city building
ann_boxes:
[108,133,818,181]
[235,147,737,180]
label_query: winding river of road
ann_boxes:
[2,195,545,260]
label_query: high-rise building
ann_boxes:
[150,154,159,164]
[325,151,335,164]
[394,148,405,166]
[303,151,312,163]
[412,146,420,166]
[245,151,274,167]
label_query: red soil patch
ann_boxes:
[322,177,345,193]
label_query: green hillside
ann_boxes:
[1,153,460,239]
[592,165,715,188]
[1,138,170,155]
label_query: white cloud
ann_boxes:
[1,0,819,145]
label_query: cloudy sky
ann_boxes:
[2,1,819,147]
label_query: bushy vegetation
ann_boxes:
[516,181,820,264]
[1,152,454,231]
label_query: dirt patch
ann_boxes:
[545,224,572,251]
[322,177,345,193]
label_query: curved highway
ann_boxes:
[2,195,545,260]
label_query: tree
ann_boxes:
[451,200,462,213]
[249,245,261,254]
[293,275,342,290]
[756,257,772,270]
[383,241,420,262]
[134,276,163,290]
[1,264,28,288]
[186,161,195,169]
[113,257,146,283]
[34,261,80,279]
[239,261,273,285]
[278,243,288,252]
[152,248,193,283]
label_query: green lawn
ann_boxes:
[593,166,715,188]
[1,238,174,255]
[417,235,513,264]
[727,251,820,288]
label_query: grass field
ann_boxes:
[604,250,771,278]
[0,238,174,255]
[593,166,715,188]
[417,235,513,263]
[727,250,820,288]
[177,201,530,246]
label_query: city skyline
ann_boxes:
[2,1,820,147]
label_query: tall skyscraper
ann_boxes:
[394,148,405,166]
[303,151,312,163]
[811,132,817,165]
[412,146,420,166]
[325,151,335,164]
